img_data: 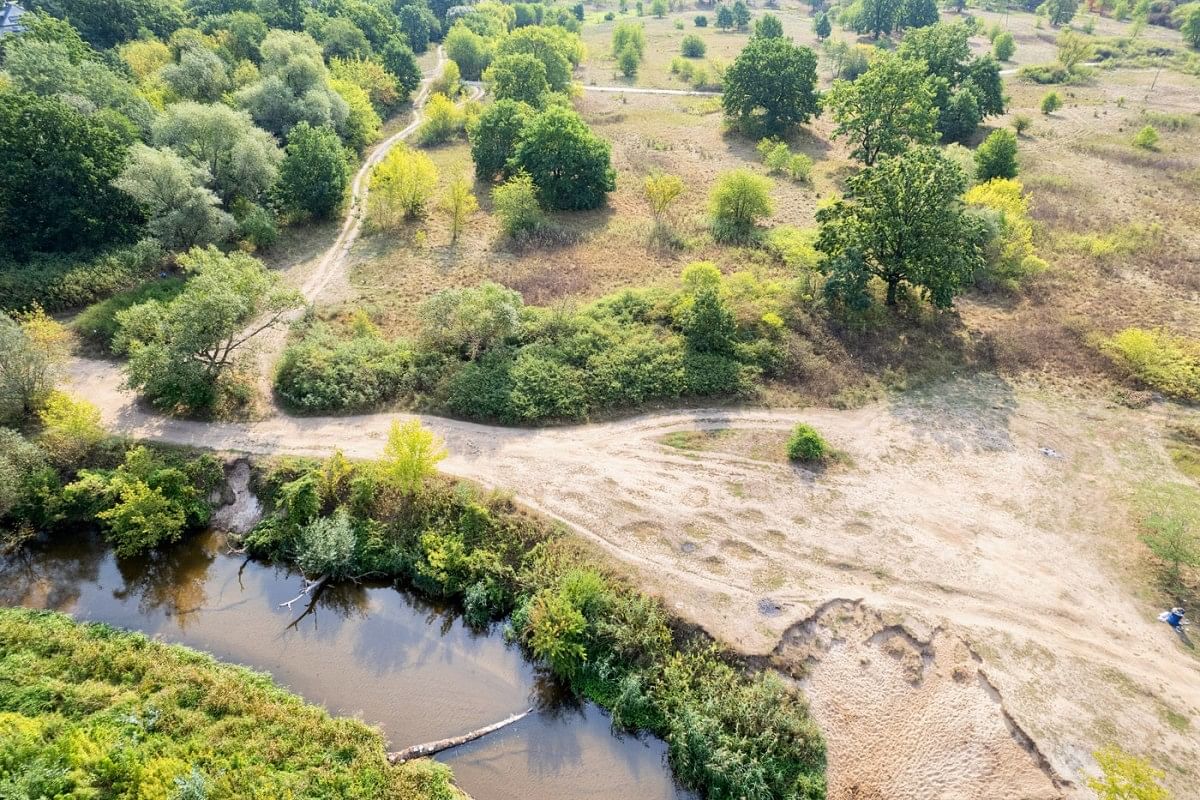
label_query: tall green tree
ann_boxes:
[468,99,533,181]
[153,102,283,203]
[822,53,938,165]
[0,93,141,257]
[1039,0,1079,26]
[511,106,616,210]
[857,0,902,37]
[900,0,940,28]
[485,53,549,106]
[816,146,983,308]
[722,37,820,134]
[496,26,575,92]
[114,145,234,251]
[276,122,350,219]
[115,247,302,412]
[26,0,184,48]
[754,13,783,37]
[814,12,832,38]
[716,4,734,28]
[732,0,752,29]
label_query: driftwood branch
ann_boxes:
[279,575,327,609]
[387,708,533,764]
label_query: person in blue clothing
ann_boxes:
[1160,607,1188,629]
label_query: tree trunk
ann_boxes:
[886,279,898,306]
[387,709,533,764]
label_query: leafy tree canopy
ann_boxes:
[722,37,820,134]
[511,106,616,210]
[823,52,938,165]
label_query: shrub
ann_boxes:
[1012,114,1033,135]
[37,391,105,466]
[417,93,465,145]
[492,173,546,237]
[695,14,708,26]
[1132,124,1159,149]
[617,43,640,77]
[1087,746,1171,800]
[370,146,439,225]
[681,34,706,57]
[73,278,185,352]
[993,31,1015,60]
[235,202,280,251]
[0,240,165,313]
[964,178,1047,290]
[1101,328,1200,401]
[296,509,357,579]
[1041,91,1063,114]
[275,323,416,412]
[382,419,448,494]
[709,169,774,243]
[787,422,827,461]
[975,129,1019,180]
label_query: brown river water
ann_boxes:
[0,529,694,800]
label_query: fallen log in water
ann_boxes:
[279,575,327,609]
[387,708,533,764]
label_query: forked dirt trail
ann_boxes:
[67,359,1200,799]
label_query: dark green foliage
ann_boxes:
[243,456,827,800]
[681,33,707,57]
[275,321,416,411]
[716,4,734,28]
[754,13,783,37]
[938,86,982,142]
[681,287,736,354]
[722,37,820,134]
[732,0,751,28]
[899,23,1006,142]
[381,37,423,100]
[511,106,616,211]
[72,277,185,352]
[695,14,708,26]
[0,240,164,313]
[900,0,939,29]
[787,423,827,461]
[398,5,432,52]
[276,122,351,219]
[26,0,184,48]
[484,53,549,106]
[0,93,142,258]
[817,146,984,309]
[1039,0,1079,26]
[814,12,831,39]
[855,0,902,38]
[975,128,1019,180]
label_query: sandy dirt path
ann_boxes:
[66,358,1200,799]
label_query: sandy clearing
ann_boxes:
[65,357,1200,798]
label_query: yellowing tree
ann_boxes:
[370,146,438,227]
[441,172,479,244]
[1087,747,1170,800]
[644,172,684,221]
[382,419,448,494]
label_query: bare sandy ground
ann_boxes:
[65,358,1200,798]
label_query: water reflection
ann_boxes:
[0,529,693,800]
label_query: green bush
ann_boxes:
[492,173,546,237]
[275,322,416,412]
[1040,90,1063,114]
[0,240,164,313]
[0,608,449,799]
[1132,124,1160,149]
[681,34,706,57]
[975,128,1019,181]
[787,422,827,461]
[72,277,185,352]
[1023,63,1071,84]
[694,14,708,26]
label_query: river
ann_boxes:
[0,529,694,800]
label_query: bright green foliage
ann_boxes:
[64,445,221,556]
[332,77,383,153]
[817,146,983,309]
[72,277,185,352]
[900,0,939,29]
[0,309,68,421]
[469,99,533,181]
[1041,91,1063,114]
[756,139,812,181]
[613,20,647,58]
[277,122,351,219]
[526,588,590,677]
[652,0,667,17]
[370,146,439,225]
[618,43,641,77]
[511,106,616,210]
[1140,513,1200,589]
[116,247,303,413]
[1087,746,1170,800]
[330,57,402,113]
[0,608,449,798]
[0,93,141,257]
[297,508,357,578]
[787,423,827,461]
[0,429,48,531]
[993,31,1016,60]
[681,33,706,57]
[823,53,938,165]
[1101,328,1200,401]
[1174,3,1200,49]
[276,320,415,412]
[1056,30,1092,71]
[383,418,448,494]
[1039,0,1079,26]
[442,172,479,244]
[492,173,546,236]
[754,13,783,37]
[1132,124,1160,149]
[37,390,105,465]
[24,0,183,48]
[722,37,820,134]
[418,92,467,145]
[445,22,493,80]
[484,53,549,106]
[964,178,1046,290]
[1012,114,1033,135]
[975,128,1019,180]
[709,169,774,243]
[497,25,576,92]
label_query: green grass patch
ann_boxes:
[660,428,734,451]
[72,277,185,352]
[0,607,460,800]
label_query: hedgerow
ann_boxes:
[275,265,797,422]
[243,452,828,800]
[0,240,164,313]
